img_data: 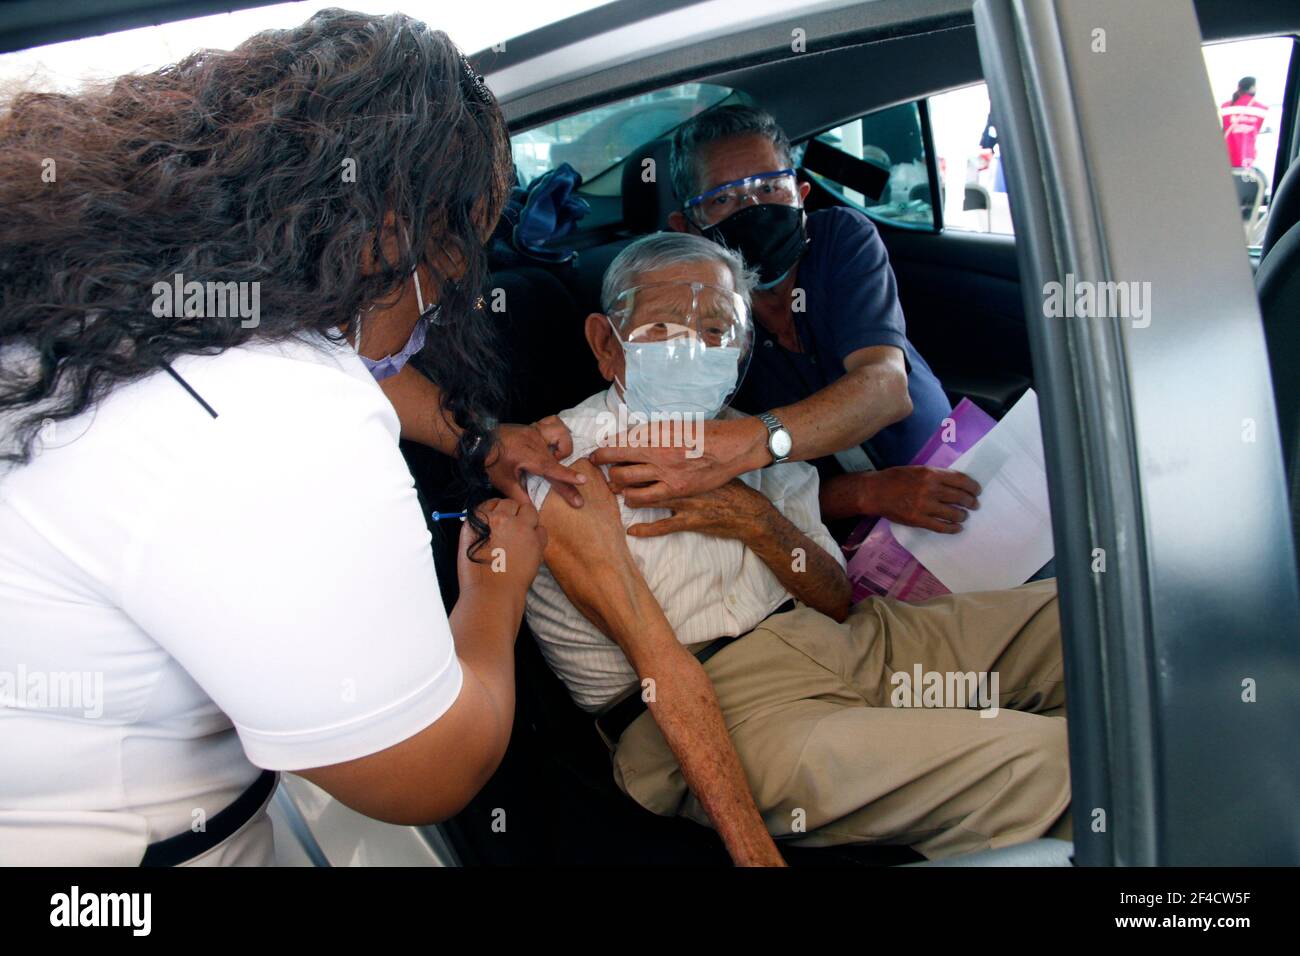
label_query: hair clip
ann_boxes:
[459,54,491,105]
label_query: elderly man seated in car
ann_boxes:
[593,105,982,542]
[523,231,1070,867]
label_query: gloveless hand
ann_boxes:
[535,458,647,639]
[860,466,981,533]
[486,418,587,508]
[590,416,768,508]
[456,498,548,604]
[625,478,772,543]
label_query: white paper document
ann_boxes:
[892,389,1054,593]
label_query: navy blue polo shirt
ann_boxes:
[733,207,951,470]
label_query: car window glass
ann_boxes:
[810,101,936,231]
[511,82,732,186]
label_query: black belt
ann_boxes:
[594,599,796,748]
[140,769,278,867]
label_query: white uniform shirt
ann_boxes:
[0,334,462,865]
[525,387,844,712]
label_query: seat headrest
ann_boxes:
[621,139,677,234]
[1262,160,1300,259]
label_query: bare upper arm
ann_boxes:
[842,343,906,375]
[293,661,508,826]
[536,458,622,563]
[537,457,676,663]
[842,344,911,422]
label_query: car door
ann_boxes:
[974,0,1300,865]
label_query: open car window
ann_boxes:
[808,101,937,232]
[1201,35,1294,251]
[926,36,1294,243]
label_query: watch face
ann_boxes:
[771,428,793,459]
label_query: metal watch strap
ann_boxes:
[759,411,790,465]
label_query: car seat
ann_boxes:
[1253,161,1300,581]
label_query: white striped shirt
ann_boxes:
[525,386,844,712]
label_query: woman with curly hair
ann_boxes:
[0,8,579,865]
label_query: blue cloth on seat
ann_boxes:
[503,162,590,264]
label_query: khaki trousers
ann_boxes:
[611,579,1070,860]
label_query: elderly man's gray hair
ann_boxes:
[669,104,795,205]
[600,231,757,315]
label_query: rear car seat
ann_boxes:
[556,138,676,315]
[1254,159,1300,583]
[492,266,605,424]
[483,139,679,422]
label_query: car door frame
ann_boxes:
[974,0,1300,865]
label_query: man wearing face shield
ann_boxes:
[592,105,980,538]
[524,233,1070,866]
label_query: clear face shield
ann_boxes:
[683,168,801,229]
[606,280,754,419]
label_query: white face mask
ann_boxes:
[611,319,741,419]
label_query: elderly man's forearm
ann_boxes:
[631,636,786,867]
[742,510,851,621]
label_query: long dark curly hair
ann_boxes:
[0,7,510,548]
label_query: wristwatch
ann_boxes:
[758,412,793,466]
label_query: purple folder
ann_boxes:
[841,398,996,603]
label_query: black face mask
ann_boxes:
[701,203,807,288]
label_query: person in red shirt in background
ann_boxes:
[1222,76,1268,169]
